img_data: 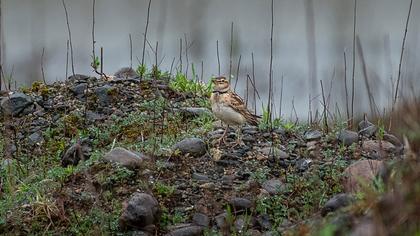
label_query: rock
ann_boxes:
[358,119,374,131]
[61,140,92,167]
[179,107,212,117]
[256,214,272,230]
[119,193,160,230]
[215,213,228,230]
[383,133,403,148]
[350,218,376,236]
[28,131,44,145]
[0,92,33,116]
[359,125,377,138]
[86,111,105,122]
[296,159,312,172]
[262,179,285,195]
[95,85,117,106]
[342,160,385,193]
[260,147,289,160]
[362,140,397,159]
[129,231,152,236]
[337,130,359,146]
[234,216,247,233]
[208,129,225,140]
[221,175,236,185]
[114,67,138,79]
[164,226,204,236]
[67,74,90,83]
[103,147,148,169]
[70,83,87,98]
[192,173,210,182]
[229,197,253,212]
[321,193,353,216]
[192,213,210,227]
[173,138,206,157]
[304,130,323,141]
[246,229,262,236]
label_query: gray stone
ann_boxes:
[337,130,359,146]
[296,159,312,172]
[0,92,33,116]
[260,147,289,160]
[95,85,117,106]
[61,140,92,167]
[129,231,152,236]
[383,133,402,148]
[342,160,384,193]
[192,173,210,182]
[359,125,377,138]
[114,67,138,79]
[164,226,204,236]
[215,213,228,230]
[119,193,160,230]
[358,119,374,131]
[304,130,323,141]
[321,193,353,216]
[67,74,90,82]
[229,197,253,212]
[173,138,206,157]
[86,111,105,122]
[262,178,285,195]
[192,213,210,227]
[350,219,376,236]
[362,140,397,159]
[256,214,272,230]
[70,83,87,98]
[104,147,148,169]
[28,131,44,145]
[179,107,212,117]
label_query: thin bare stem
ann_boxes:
[201,60,204,82]
[216,40,220,76]
[179,38,182,73]
[252,52,256,115]
[246,74,250,106]
[65,40,69,79]
[62,0,75,76]
[41,48,46,84]
[351,0,357,129]
[279,75,284,118]
[169,57,175,76]
[92,0,96,62]
[320,80,329,133]
[344,51,350,128]
[357,36,378,117]
[141,0,152,79]
[184,34,189,78]
[129,34,133,68]
[268,0,274,123]
[100,47,103,74]
[391,0,413,131]
[0,0,2,90]
[229,22,234,81]
[234,54,242,92]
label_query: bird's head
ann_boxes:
[211,76,230,93]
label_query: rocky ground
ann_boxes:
[0,69,418,235]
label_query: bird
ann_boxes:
[210,76,260,145]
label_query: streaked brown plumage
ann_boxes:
[210,76,260,126]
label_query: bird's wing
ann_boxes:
[227,91,260,126]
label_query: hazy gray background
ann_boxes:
[1,0,419,119]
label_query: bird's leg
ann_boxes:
[232,126,244,147]
[217,125,229,146]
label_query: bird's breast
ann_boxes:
[211,102,246,126]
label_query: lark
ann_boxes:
[210,76,260,144]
